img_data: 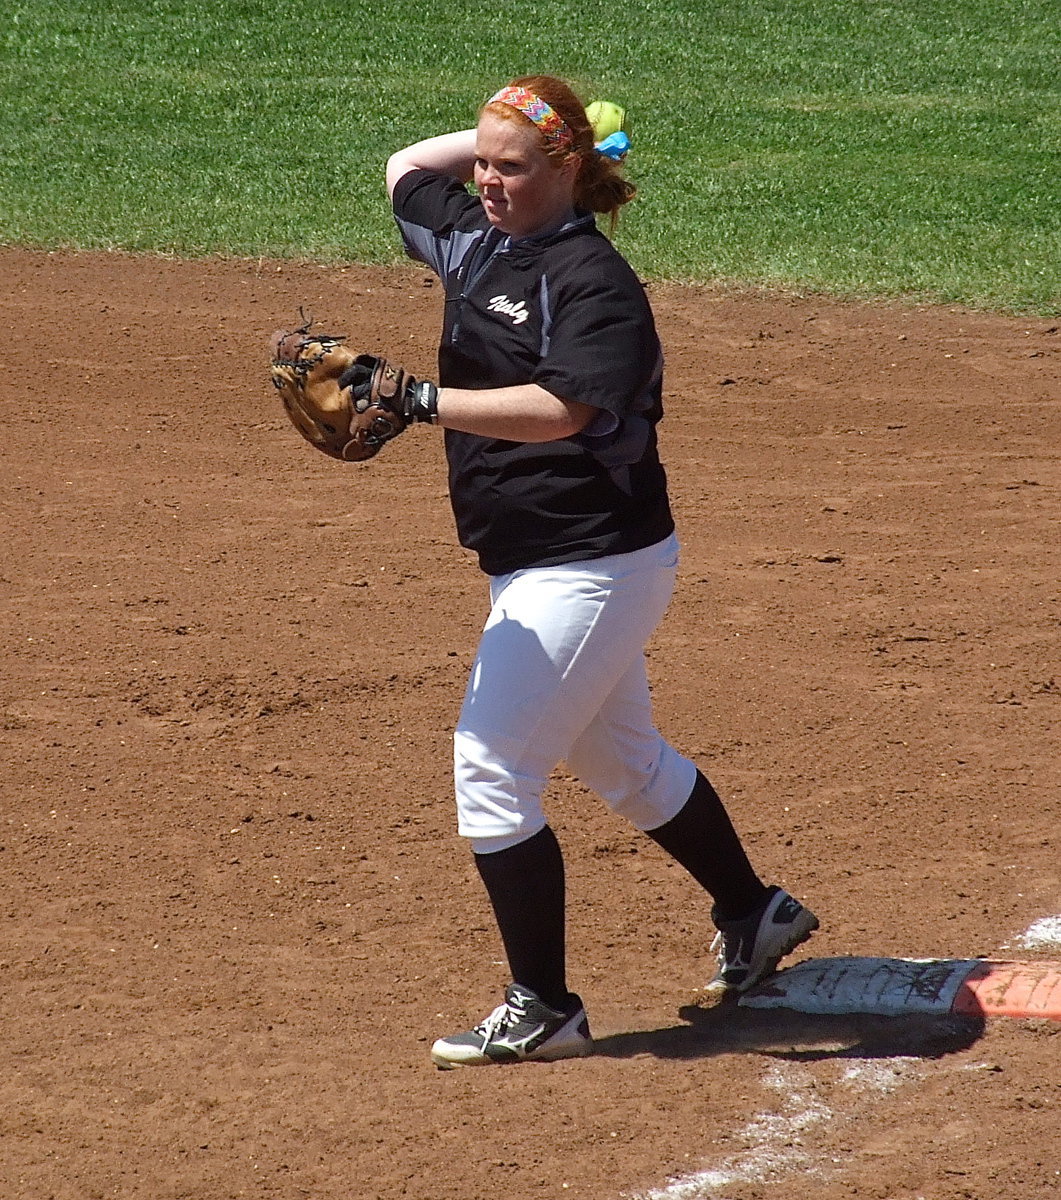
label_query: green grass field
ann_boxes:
[2,0,1057,311]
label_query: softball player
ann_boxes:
[384,75,818,1068]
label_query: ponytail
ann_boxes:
[573,148,637,233]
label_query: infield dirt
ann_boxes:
[2,248,1059,1199]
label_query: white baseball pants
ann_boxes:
[454,533,698,853]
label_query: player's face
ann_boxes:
[474,113,578,239]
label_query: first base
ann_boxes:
[740,956,1061,1021]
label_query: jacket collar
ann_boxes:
[498,210,599,261]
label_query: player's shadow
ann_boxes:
[591,988,985,1063]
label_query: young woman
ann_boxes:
[378,75,818,1068]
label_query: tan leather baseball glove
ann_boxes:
[269,321,416,462]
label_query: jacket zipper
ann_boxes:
[450,230,504,345]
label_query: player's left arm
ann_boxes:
[326,353,596,444]
[434,383,596,442]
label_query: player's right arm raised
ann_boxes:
[386,130,477,197]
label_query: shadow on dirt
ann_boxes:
[592,1005,984,1062]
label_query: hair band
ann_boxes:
[595,131,631,161]
[487,86,574,149]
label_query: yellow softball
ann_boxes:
[586,100,626,143]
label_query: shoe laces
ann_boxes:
[475,996,527,1050]
[710,929,726,964]
[711,927,753,972]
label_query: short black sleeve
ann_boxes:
[531,246,661,417]
[391,169,487,277]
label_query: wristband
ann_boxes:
[409,380,440,424]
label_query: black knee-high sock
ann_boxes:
[473,825,568,1011]
[645,771,768,921]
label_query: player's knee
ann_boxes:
[454,732,547,845]
[598,748,697,830]
[455,793,547,846]
[465,823,549,855]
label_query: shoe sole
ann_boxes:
[742,909,820,991]
[432,1036,592,1070]
[433,1037,592,1069]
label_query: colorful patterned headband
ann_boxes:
[487,86,574,149]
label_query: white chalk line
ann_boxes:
[627,913,1060,1200]
[1008,914,1061,952]
[630,1057,921,1200]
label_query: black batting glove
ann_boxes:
[339,355,439,425]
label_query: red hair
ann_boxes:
[483,75,636,229]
